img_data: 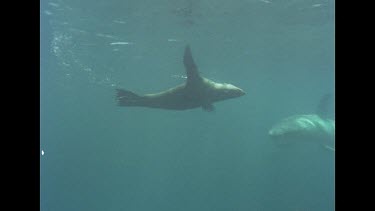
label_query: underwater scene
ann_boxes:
[40,0,335,210]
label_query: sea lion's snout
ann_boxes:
[223,84,245,97]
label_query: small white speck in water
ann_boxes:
[259,0,271,3]
[110,42,134,45]
[312,4,322,7]
[41,150,44,156]
[167,39,180,42]
[44,10,53,15]
[113,20,126,24]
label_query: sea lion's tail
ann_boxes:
[116,89,142,106]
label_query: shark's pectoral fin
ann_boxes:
[202,103,215,112]
[320,144,336,152]
[323,145,335,152]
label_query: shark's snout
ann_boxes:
[239,88,246,96]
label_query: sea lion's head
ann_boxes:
[211,83,245,101]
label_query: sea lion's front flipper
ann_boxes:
[183,45,202,85]
[202,103,215,112]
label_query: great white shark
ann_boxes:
[268,94,335,151]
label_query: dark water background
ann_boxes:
[41,0,335,210]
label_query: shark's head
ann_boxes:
[211,82,245,101]
[269,115,318,138]
[268,114,335,149]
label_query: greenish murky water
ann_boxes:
[41,0,334,210]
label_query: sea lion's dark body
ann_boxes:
[116,45,245,111]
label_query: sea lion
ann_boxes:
[268,95,335,151]
[115,45,245,111]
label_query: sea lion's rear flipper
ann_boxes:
[116,88,142,106]
[183,45,202,85]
